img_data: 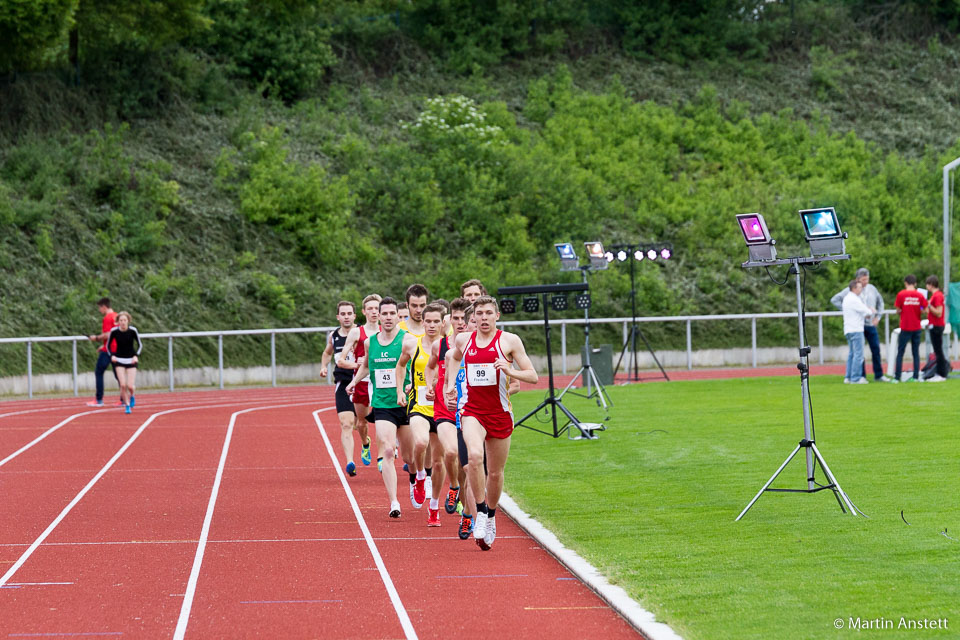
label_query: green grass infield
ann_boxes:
[505,376,959,639]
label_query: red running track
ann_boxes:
[0,387,642,639]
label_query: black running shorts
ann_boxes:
[335,381,356,414]
[373,406,408,427]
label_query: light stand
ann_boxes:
[609,245,669,383]
[499,282,600,440]
[735,210,864,520]
[557,266,612,419]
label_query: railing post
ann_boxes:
[686,320,692,370]
[27,341,33,399]
[751,317,757,367]
[72,339,79,397]
[218,334,224,390]
[818,315,824,364]
[561,323,567,375]
[884,314,889,349]
[271,332,277,387]
[168,336,174,392]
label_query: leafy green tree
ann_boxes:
[0,0,76,72]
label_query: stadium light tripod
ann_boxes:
[735,210,865,521]
[608,242,671,383]
[553,243,613,424]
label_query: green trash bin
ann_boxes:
[581,344,613,387]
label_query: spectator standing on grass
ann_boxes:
[925,275,949,382]
[86,297,118,407]
[831,268,889,382]
[842,280,875,385]
[894,274,927,383]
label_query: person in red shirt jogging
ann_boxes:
[894,275,927,383]
[925,275,949,381]
[443,295,538,550]
[86,297,118,406]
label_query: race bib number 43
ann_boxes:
[468,363,496,387]
[375,368,396,389]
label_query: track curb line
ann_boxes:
[498,492,683,640]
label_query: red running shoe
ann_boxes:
[412,477,426,508]
[427,508,441,527]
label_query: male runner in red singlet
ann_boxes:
[321,300,359,477]
[444,296,538,550]
[338,294,380,469]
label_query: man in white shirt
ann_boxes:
[831,268,889,381]
[842,280,876,384]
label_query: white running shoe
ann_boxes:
[927,374,947,382]
[389,501,401,519]
[482,516,497,549]
[409,482,417,508]
[424,475,433,499]
[473,511,488,542]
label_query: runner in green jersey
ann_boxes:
[347,296,411,519]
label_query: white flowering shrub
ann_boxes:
[403,94,506,149]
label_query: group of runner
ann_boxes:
[86,297,142,414]
[324,279,538,550]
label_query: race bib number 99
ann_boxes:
[375,368,396,389]
[468,363,496,387]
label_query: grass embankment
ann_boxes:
[506,377,959,639]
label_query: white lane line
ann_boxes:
[0,410,110,469]
[312,410,418,640]
[498,493,684,640]
[0,400,323,590]
[172,402,332,640]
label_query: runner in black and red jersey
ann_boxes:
[321,300,360,477]
[444,295,538,550]
[337,294,380,470]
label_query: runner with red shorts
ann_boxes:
[444,295,538,550]
[338,294,380,469]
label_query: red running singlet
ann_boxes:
[351,325,375,405]
[461,330,514,439]
[434,335,454,423]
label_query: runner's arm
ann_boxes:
[424,340,440,401]
[336,328,361,369]
[320,332,335,377]
[394,335,416,406]
[497,333,538,384]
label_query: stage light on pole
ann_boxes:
[574,292,592,310]
[523,296,540,313]
[500,297,517,314]
[551,294,568,311]
[617,250,628,262]
[634,249,644,261]
[555,242,580,271]
[584,241,609,270]
[660,245,673,260]
[736,212,777,262]
[604,251,614,262]
[646,248,657,261]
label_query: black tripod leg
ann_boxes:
[634,325,669,381]
[555,399,595,439]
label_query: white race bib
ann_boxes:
[416,385,433,407]
[468,363,496,387]
[375,368,396,389]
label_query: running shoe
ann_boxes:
[346,461,357,477]
[444,486,460,514]
[409,482,416,507]
[456,501,463,515]
[113,401,124,407]
[427,508,441,527]
[927,375,947,382]
[361,439,372,466]
[389,501,401,519]
[482,516,497,549]
[403,463,409,472]
[86,400,103,407]
[377,457,383,473]
[124,404,131,415]
[473,511,488,543]
[458,514,474,540]
[129,395,135,408]
[424,475,433,499]
[413,478,426,508]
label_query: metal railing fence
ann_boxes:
[0,311,897,399]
